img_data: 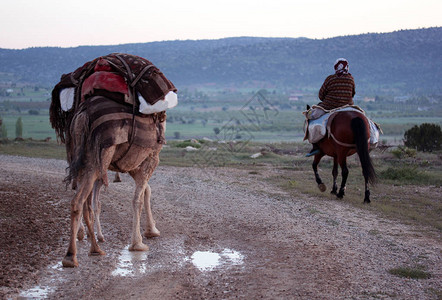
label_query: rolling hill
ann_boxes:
[0,27,441,94]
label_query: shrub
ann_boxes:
[379,166,441,185]
[390,148,403,159]
[390,147,417,159]
[404,123,442,152]
[388,266,431,279]
[15,117,23,138]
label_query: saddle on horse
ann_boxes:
[303,105,382,150]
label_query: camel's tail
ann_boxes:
[351,117,377,185]
[64,111,90,187]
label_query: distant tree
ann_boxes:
[0,118,3,139]
[1,124,6,140]
[29,109,39,115]
[213,127,220,135]
[174,131,181,139]
[15,117,23,138]
[404,123,442,152]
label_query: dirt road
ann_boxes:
[0,155,440,299]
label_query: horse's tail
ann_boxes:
[351,117,376,185]
[63,111,90,187]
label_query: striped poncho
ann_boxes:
[317,73,355,110]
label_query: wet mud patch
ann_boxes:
[0,171,71,298]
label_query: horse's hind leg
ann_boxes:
[313,154,326,192]
[337,159,349,199]
[364,181,371,203]
[331,158,338,195]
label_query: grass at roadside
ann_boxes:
[388,266,432,279]
[0,139,66,159]
[1,139,441,233]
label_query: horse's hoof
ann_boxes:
[144,228,160,238]
[62,256,79,268]
[330,189,337,195]
[318,183,326,192]
[129,243,149,251]
[97,235,105,242]
[364,191,371,203]
[336,193,345,199]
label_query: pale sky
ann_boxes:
[1,0,440,49]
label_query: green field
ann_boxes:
[0,88,441,144]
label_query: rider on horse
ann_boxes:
[306,58,356,157]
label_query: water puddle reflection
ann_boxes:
[112,245,149,277]
[191,251,220,270]
[191,248,244,271]
[111,244,244,276]
[18,262,64,299]
[19,285,54,299]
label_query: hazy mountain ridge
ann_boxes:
[0,27,441,94]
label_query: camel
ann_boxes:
[61,95,165,267]
[49,53,176,267]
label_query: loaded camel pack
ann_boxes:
[50,53,177,146]
[49,54,177,267]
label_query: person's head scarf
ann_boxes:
[334,58,349,75]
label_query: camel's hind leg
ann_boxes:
[77,180,103,242]
[128,182,149,251]
[143,183,160,238]
[83,195,105,256]
[62,173,96,268]
[113,172,121,182]
[128,154,160,251]
[92,179,105,242]
[77,217,86,241]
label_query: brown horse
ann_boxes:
[311,110,376,203]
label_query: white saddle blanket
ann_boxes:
[306,107,381,146]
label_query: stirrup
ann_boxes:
[305,149,320,157]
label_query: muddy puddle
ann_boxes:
[17,234,245,298]
[112,244,245,276]
[17,263,64,299]
[191,249,244,271]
